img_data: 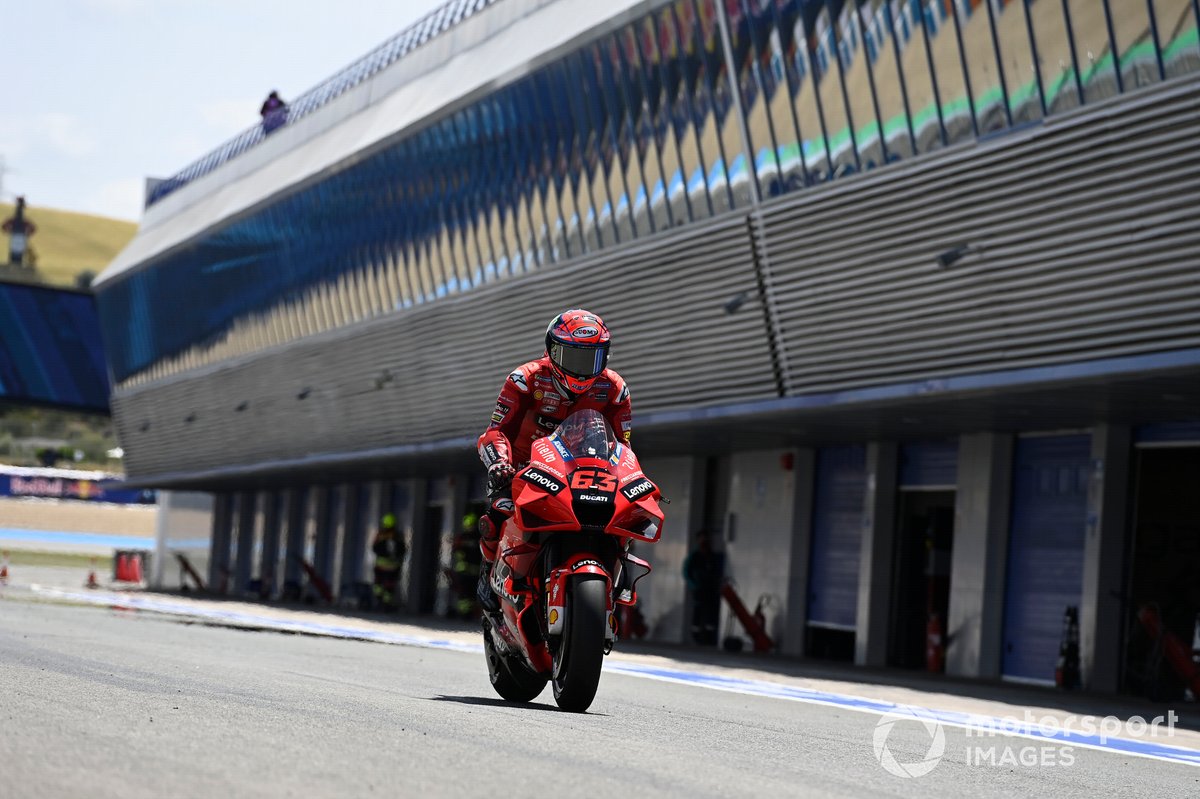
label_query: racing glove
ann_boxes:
[486,461,516,497]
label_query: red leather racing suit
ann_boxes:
[476,357,632,559]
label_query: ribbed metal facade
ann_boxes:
[110,77,1200,485]
[111,214,777,480]
[760,79,1200,394]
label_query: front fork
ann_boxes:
[545,552,617,646]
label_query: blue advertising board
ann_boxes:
[0,281,110,412]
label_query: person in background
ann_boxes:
[683,530,725,646]
[2,196,37,267]
[372,513,405,611]
[259,90,288,134]
[447,512,482,619]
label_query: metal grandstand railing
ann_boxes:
[144,0,497,209]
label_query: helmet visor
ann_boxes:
[549,342,607,379]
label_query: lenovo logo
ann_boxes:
[521,468,563,494]
[620,478,655,501]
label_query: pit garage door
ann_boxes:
[1001,434,1091,683]
[807,446,866,638]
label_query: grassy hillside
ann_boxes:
[0,202,137,287]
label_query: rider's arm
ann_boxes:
[477,369,532,468]
[605,374,633,444]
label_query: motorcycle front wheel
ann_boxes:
[551,574,608,712]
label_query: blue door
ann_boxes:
[807,445,866,630]
[1002,435,1091,682]
[899,441,958,488]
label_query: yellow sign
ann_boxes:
[549,608,559,625]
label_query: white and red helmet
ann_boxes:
[545,309,611,394]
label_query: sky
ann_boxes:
[2,0,447,222]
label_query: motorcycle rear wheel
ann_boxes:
[551,575,607,712]
[483,622,547,703]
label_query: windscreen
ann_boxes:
[550,409,617,459]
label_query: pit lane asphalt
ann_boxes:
[1,599,1197,798]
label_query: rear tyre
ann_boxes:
[551,575,608,712]
[483,622,546,703]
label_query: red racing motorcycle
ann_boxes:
[481,409,664,712]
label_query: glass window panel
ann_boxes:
[1158,0,1200,78]
[589,40,638,239]
[619,24,673,233]
[510,83,551,265]
[606,33,657,238]
[941,0,1004,137]
[536,70,584,257]
[804,2,856,176]
[496,95,535,272]
[753,0,803,189]
[854,0,916,160]
[1027,0,1084,113]
[646,11,696,222]
[730,0,780,196]
[633,21,683,230]
[830,0,888,170]
[914,1,970,145]
[581,43,633,242]
[566,52,617,248]
[772,0,830,183]
[664,2,716,216]
[550,60,599,253]
[1066,0,1126,101]
[686,0,736,208]
[991,0,1045,124]
[695,0,749,209]
[1133,0,1168,85]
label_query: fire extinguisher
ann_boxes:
[926,612,945,673]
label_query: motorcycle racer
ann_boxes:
[475,309,633,610]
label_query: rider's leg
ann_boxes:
[476,492,513,612]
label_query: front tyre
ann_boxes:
[483,622,546,703]
[551,575,608,712]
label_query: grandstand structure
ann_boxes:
[95,0,1199,694]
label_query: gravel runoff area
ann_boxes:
[0,497,156,536]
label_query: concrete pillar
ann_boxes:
[233,491,257,596]
[780,449,816,657]
[722,450,800,648]
[282,487,308,596]
[856,442,898,667]
[208,492,234,593]
[312,486,341,597]
[1081,424,1131,692]
[259,490,284,599]
[406,478,434,613]
[439,475,470,615]
[151,491,172,589]
[338,483,370,604]
[637,455,703,644]
[946,433,1013,679]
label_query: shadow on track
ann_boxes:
[430,695,608,716]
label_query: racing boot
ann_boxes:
[477,559,500,613]
[476,512,502,613]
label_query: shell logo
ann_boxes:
[534,390,544,400]
[548,608,559,625]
